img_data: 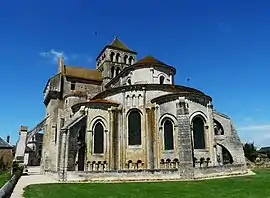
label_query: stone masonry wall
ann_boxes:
[0,148,13,169]
[176,98,194,179]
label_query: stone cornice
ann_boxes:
[71,101,119,113]
[151,93,212,106]
[93,84,210,101]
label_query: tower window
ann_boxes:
[111,66,115,78]
[129,56,133,65]
[110,52,115,62]
[124,55,128,64]
[71,81,76,90]
[116,67,120,76]
[116,53,120,63]
[159,76,165,84]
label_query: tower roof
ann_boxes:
[134,56,167,65]
[96,37,137,61]
[109,37,131,52]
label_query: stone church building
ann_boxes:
[42,37,246,181]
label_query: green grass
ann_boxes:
[0,172,10,187]
[24,169,270,198]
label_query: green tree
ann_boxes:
[243,142,258,162]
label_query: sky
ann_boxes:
[0,0,269,147]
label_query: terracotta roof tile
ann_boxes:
[134,56,167,65]
[64,66,102,81]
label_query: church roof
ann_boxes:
[134,56,167,66]
[0,136,12,149]
[64,66,102,82]
[96,37,137,61]
[109,37,131,52]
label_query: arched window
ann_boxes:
[116,53,120,63]
[128,110,141,145]
[129,56,133,65]
[110,52,115,62]
[159,76,165,84]
[127,79,131,85]
[124,55,128,64]
[164,120,174,150]
[111,66,115,78]
[192,116,205,149]
[93,122,104,154]
[116,67,120,76]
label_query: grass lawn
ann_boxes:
[0,172,10,187]
[24,169,270,198]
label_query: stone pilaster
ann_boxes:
[108,107,118,170]
[146,107,155,169]
[176,98,194,179]
[59,129,68,181]
[207,102,216,165]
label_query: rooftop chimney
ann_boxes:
[6,135,10,143]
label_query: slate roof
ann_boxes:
[0,137,12,148]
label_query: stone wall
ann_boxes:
[0,148,13,169]
[194,164,247,179]
[44,164,248,182]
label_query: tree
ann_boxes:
[243,142,258,162]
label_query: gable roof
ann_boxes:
[64,66,102,82]
[134,56,167,66]
[0,137,12,148]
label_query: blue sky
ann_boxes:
[0,0,269,147]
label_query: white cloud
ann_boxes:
[237,124,270,147]
[39,50,92,64]
[39,49,67,63]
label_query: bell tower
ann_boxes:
[96,37,137,89]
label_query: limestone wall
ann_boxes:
[0,148,13,169]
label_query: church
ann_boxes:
[42,37,247,181]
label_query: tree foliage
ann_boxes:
[243,142,258,162]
